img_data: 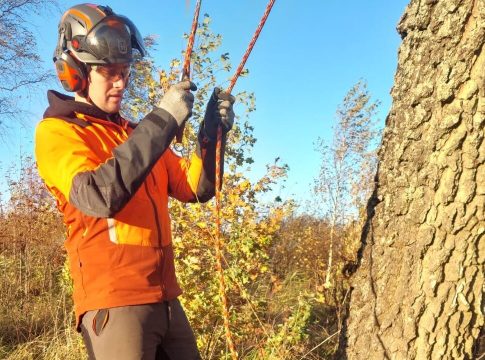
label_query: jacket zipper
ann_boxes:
[144,181,162,247]
[144,174,167,296]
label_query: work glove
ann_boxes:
[158,80,197,126]
[202,87,235,140]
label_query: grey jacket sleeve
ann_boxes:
[69,107,178,217]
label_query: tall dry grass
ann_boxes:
[0,158,86,359]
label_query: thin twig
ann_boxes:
[297,330,341,360]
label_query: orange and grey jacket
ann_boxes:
[35,90,225,329]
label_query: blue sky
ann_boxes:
[0,0,409,203]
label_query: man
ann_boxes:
[34,3,234,359]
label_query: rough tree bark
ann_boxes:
[342,0,484,359]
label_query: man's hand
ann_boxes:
[202,87,235,139]
[158,80,197,126]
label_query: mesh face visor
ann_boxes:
[73,15,146,64]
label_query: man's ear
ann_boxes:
[77,66,92,100]
[75,76,90,101]
[86,65,93,83]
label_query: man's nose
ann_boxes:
[113,77,128,89]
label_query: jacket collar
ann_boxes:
[43,90,122,124]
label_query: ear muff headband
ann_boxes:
[54,52,87,92]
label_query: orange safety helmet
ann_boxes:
[54,3,146,92]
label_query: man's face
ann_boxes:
[87,64,131,114]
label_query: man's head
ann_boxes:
[54,3,146,113]
[84,63,131,113]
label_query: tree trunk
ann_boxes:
[325,212,337,289]
[342,0,485,359]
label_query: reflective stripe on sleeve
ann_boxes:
[107,218,118,244]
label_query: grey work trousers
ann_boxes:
[80,300,201,360]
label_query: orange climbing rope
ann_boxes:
[176,0,201,143]
[176,2,277,358]
[182,0,201,80]
[177,1,239,357]
[214,1,277,359]
[214,126,238,359]
[225,0,276,94]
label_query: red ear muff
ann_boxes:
[54,52,87,92]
